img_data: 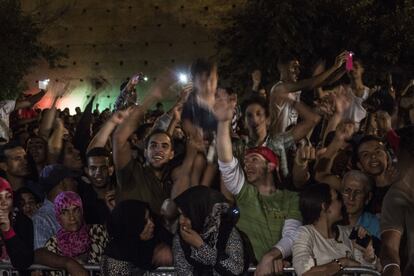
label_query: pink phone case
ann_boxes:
[346,53,353,71]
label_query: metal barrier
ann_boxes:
[0,263,381,275]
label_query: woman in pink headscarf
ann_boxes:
[45,191,108,265]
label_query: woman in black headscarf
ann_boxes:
[100,200,172,276]
[173,186,246,276]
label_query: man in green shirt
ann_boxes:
[112,74,175,215]
[215,95,302,276]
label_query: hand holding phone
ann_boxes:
[349,226,371,248]
[346,52,354,72]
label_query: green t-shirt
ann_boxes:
[115,158,170,215]
[236,182,301,260]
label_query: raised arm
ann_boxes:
[314,122,354,190]
[87,109,130,152]
[400,79,414,97]
[112,71,174,170]
[15,90,46,110]
[215,97,235,163]
[289,100,321,142]
[271,51,348,101]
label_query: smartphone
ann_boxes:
[349,227,371,248]
[346,52,354,72]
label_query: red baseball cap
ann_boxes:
[245,146,279,168]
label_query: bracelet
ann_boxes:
[334,259,344,271]
[383,263,400,272]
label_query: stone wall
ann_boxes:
[20,0,243,112]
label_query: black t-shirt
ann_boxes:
[368,185,391,215]
[77,177,111,225]
[4,211,34,271]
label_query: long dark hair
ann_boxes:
[299,183,333,225]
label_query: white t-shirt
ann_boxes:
[0,100,16,141]
[340,85,370,128]
[293,225,376,276]
[270,81,301,134]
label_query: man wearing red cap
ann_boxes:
[214,96,302,276]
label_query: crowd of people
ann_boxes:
[1,51,414,276]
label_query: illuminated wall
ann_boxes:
[21,0,244,114]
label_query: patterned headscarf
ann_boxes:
[54,191,91,257]
[174,186,236,274]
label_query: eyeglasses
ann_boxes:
[342,188,365,200]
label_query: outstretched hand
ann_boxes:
[147,69,176,102]
[110,108,131,125]
[334,51,350,69]
[213,95,236,122]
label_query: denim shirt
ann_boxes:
[32,199,60,249]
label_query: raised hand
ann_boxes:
[110,108,131,125]
[172,102,183,121]
[104,190,116,211]
[333,88,351,114]
[213,95,236,122]
[334,51,350,69]
[335,120,355,142]
[295,143,316,166]
[180,226,203,248]
[53,82,70,99]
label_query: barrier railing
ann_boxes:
[0,263,381,275]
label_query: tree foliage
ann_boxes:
[0,0,64,100]
[216,0,414,90]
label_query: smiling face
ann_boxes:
[357,140,388,176]
[243,153,269,183]
[145,133,174,169]
[86,156,111,189]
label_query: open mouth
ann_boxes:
[369,161,380,167]
[152,155,164,161]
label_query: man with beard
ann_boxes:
[79,147,115,224]
[269,52,348,134]
[381,126,414,276]
[0,141,31,191]
[112,73,175,215]
[215,95,302,276]
[26,136,48,174]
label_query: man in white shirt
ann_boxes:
[270,52,348,134]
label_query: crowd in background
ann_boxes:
[1,51,414,276]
